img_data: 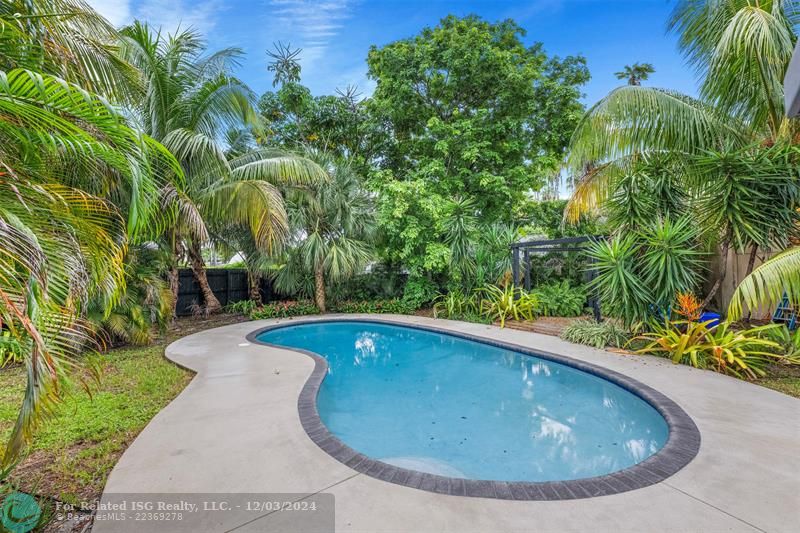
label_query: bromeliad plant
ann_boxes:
[477,285,538,328]
[432,290,480,319]
[634,320,793,380]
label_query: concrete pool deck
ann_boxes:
[97,315,800,532]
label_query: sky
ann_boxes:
[87,0,699,106]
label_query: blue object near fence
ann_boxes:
[699,311,720,328]
[772,293,797,330]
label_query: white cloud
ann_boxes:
[266,0,355,69]
[86,0,224,34]
[135,0,224,35]
[86,0,131,27]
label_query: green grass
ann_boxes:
[0,344,192,503]
[758,377,800,398]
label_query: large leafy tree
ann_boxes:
[258,44,386,175]
[120,23,327,313]
[366,15,589,276]
[565,0,799,309]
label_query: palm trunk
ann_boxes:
[745,243,759,277]
[167,266,180,318]
[702,238,731,310]
[187,241,221,313]
[743,243,760,323]
[167,232,185,319]
[248,270,263,306]
[314,263,326,313]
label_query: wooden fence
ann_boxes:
[176,268,272,316]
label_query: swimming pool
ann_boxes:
[251,319,699,498]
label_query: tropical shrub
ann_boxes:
[635,321,795,379]
[329,269,407,301]
[226,300,259,315]
[250,301,320,319]
[757,324,800,359]
[560,320,630,349]
[433,290,480,319]
[478,285,538,328]
[401,276,439,310]
[330,299,415,314]
[0,331,23,367]
[531,281,587,317]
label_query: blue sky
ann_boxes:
[88,0,699,106]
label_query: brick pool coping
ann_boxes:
[246,317,701,501]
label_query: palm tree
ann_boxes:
[614,62,655,86]
[565,0,798,308]
[274,152,375,312]
[119,23,327,313]
[0,16,180,467]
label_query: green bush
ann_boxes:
[329,268,407,301]
[225,299,258,315]
[531,281,587,317]
[402,276,439,309]
[250,301,320,319]
[330,299,415,314]
[560,319,631,349]
[1,330,24,366]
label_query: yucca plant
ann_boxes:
[585,235,651,326]
[638,216,706,305]
[564,1,800,310]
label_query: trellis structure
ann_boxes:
[511,236,605,321]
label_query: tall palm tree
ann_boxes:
[119,23,327,313]
[565,0,798,308]
[274,152,375,312]
[614,62,655,86]
[0,37,180,469]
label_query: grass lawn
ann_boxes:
[0,314,245,506]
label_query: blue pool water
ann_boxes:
[257,321,669,482]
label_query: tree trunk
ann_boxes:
[314,263,326,313]
[248,270,263,306]
[745,242,759,277]
[187,241,222,313]
[702,238,731,310]
[167,233,185,319]
[167,266,180,318]
[743,243,760,323]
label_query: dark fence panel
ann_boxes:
[176,268,272,316]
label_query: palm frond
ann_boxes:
[729,246,800,320]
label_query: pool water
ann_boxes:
[257,321,669,482]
